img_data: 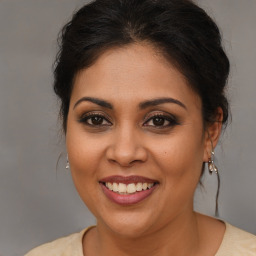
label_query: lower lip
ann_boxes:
[100,183,158,205]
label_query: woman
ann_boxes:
[26,0,256,255]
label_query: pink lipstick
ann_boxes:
[99,175,159,205]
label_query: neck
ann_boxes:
[84,211,201,256]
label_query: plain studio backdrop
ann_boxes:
[0,0,255,255]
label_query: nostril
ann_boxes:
[105,139,148,166]
[108,158,143,167]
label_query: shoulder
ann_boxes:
[25,227,93,256]
[216,222,256,256]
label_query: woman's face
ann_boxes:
[66,43,209,236]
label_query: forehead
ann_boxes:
[71,43,201,110]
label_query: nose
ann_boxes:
[106,126,148,167]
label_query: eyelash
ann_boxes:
[144,114,179,128]
[78,112,179,129]
[79,113,112,127]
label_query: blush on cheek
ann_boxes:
[157,143,203,178]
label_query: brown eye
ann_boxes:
[90,116,104,125]
[144,114,178,128]
[79,114,112,126]
[152,117,165,126]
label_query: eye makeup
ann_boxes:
[78,111,112,127]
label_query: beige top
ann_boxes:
[25,223,256,256]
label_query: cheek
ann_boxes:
[66,117,106,165]
[150,128,205,187]
[66,131,108,216]
[68,137,103,168]
[65,123,106,196]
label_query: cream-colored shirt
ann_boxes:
[25,223,256,256]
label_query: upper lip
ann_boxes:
[99,175,158,184]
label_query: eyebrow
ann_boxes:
[73,96,186,110]
[139,97,187,110]
[73,97,113,110]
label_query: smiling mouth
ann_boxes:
[99,175,159,201]
[101,182,157,195]
[99,176,159,205]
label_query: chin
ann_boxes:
[96,208,160,238]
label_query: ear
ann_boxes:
[203,107,223,162]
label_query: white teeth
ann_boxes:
[147,183,154,189]
[113,183,118,192]
[118,183,127,193]
[106,182,113,191]
[127,183,136,193]
[142,183,148,190]
[105,182,155,194]
[136,183,143,191]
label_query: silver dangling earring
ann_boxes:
[208,150,218,174]
[65,155,70,169]
[207,140,220,217]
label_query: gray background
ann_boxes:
[0,0,255,255]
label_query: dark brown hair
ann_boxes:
[54,0,230,133]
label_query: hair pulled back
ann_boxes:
[54,0,230,133]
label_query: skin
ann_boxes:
[66,43,225,256]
